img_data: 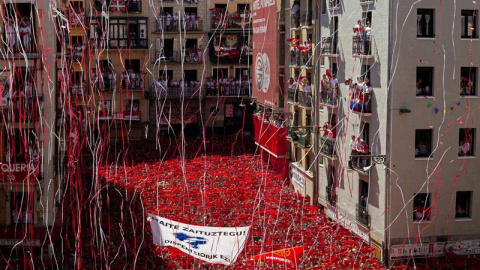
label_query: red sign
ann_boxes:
[252,0,277,108]
[253,246,305,266]
[0,163,39,182]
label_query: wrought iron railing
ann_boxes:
[352,36,372,56]
[320,137,336,157]
[298,130,311,148]
[287,127,299,142]
[290,51,300,66]
[152,85,201,99]
[356,204,369,227]
[320,88,338,107]
[326,186,336,206]
[291,14,300,28]
[205,84,250,97]
[321,37,337,54]
[288,87,299,102]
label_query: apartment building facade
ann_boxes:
[309,0,480,265]
[0,0,58,249]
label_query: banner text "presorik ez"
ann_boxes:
[253,0,275,10]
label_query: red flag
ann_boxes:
[252,246,304,266]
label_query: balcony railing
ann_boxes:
[287,127,299,141]
[95,0,141,12]
[326,186,336,206]
[92,73,117,91]
[290,51,300,66]
[320,88,338,107]
[210,13,252,29]
[352,153,371,173]
[352,36,372,56]
[288,87,299,102]
[298,130,311,148]
[328,0,340,10]
[97,38,147,49]
[300,11,312,27]
[299,91,312,108]
[291,13,300,28]
[120,73,145,90]
[155,18,203,32]
[172,49,203,63]
[205,84,250,97]
[152,85,201,99]
[320,137,336,157]
[301,52,313,67]
[3,30,37,55]
[321,37,338,55]
[356,204,369,227]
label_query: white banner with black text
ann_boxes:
[148,213,250,265]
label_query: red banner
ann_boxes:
[252,0,277,108]
[252,246,305,266]
[253,115,287,157]
[0,162,39,182]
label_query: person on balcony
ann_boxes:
[365,21,371,53]
[363,79,373,112]
[19,18,32,52]
[291,1,300,16]
[353,19,365,37]
[173,13,179,29]
[6,19,17,53]
[349,135,361,169]
[358,140,370,167]
[165,13,172,30]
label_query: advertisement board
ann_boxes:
[252,0,277,107]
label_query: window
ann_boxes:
[159,69,173,80]
[185,7,197,15]
[455,191,472,219]
[213,68,228,80]
[417,9,435,37]
[330,62,338,76]
[184,70,198,82]
[361,122,370,145]
[125,59,140,73]
[416,67,434,96]
[237,4,250,12]
[415,129,433,158]
[306,155,311,171]
[362,11,372,25]
[359,180,369,207]
[161,39,174,60]
[4,3,36,53]
[321,0,326,14]
[361,65,371,82]
[108,18,147,48]
[461,10,478,38]
[459,128,475,156]
[10,192,34,225]
[235,68,250,79]
[413,193,431,221]
[460,67,477,96]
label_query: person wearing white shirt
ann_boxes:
[165,13,172,30]
[173,13,179,29]
[330,74,338,89]
[353,19,364,37]
[6,21,17,53]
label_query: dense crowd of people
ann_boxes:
[157,12,200,31]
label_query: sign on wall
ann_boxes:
[290,164,305,194]
[252,0,277,107]
[390,240,480,259]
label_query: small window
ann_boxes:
[417,9,435,37]
[455,191,472,219]
[413,193,431,221]
[159,69,173,80]
[184,70,197,82]
[459,128,475,156]
[461,10,478,38]
[306,155,311,170]
[361,122,370,145]
[361,64,371,82]
[416,67,434,96]
[461,67,477,96]
[321,0,326,14]
[212,68,228,80]
[359,180,369,207]
[415,129,433,158]
[362,11,372,25]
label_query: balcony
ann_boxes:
[152,85,201,99]
[287,127,299,142]
[154,17,203,32]
[290,51,300,66]
[205,84,250,97]
[298,129,311,148]
[98,111,141,121]
[352,36,372,57]
[321,37,338,56]
[95,0,141,12]
[92,72,117,91]
[120,73,145,90]
[301,52,313,68]
[328,0,340,11]
[69,9,85,28]
[210,12,252,30]
[359,0,375,5]
[326,185,336,206]
[288,87,299,103]
[351,153,371,175]
[320,88,338,108]
[320,137,336,159]
[172,48,203,63]
[300,11,312,28]
[356,204,369,227]
[291,13,300,29]
[2,30,39,58]
[349,91,372,116]
[299,90,312,108]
